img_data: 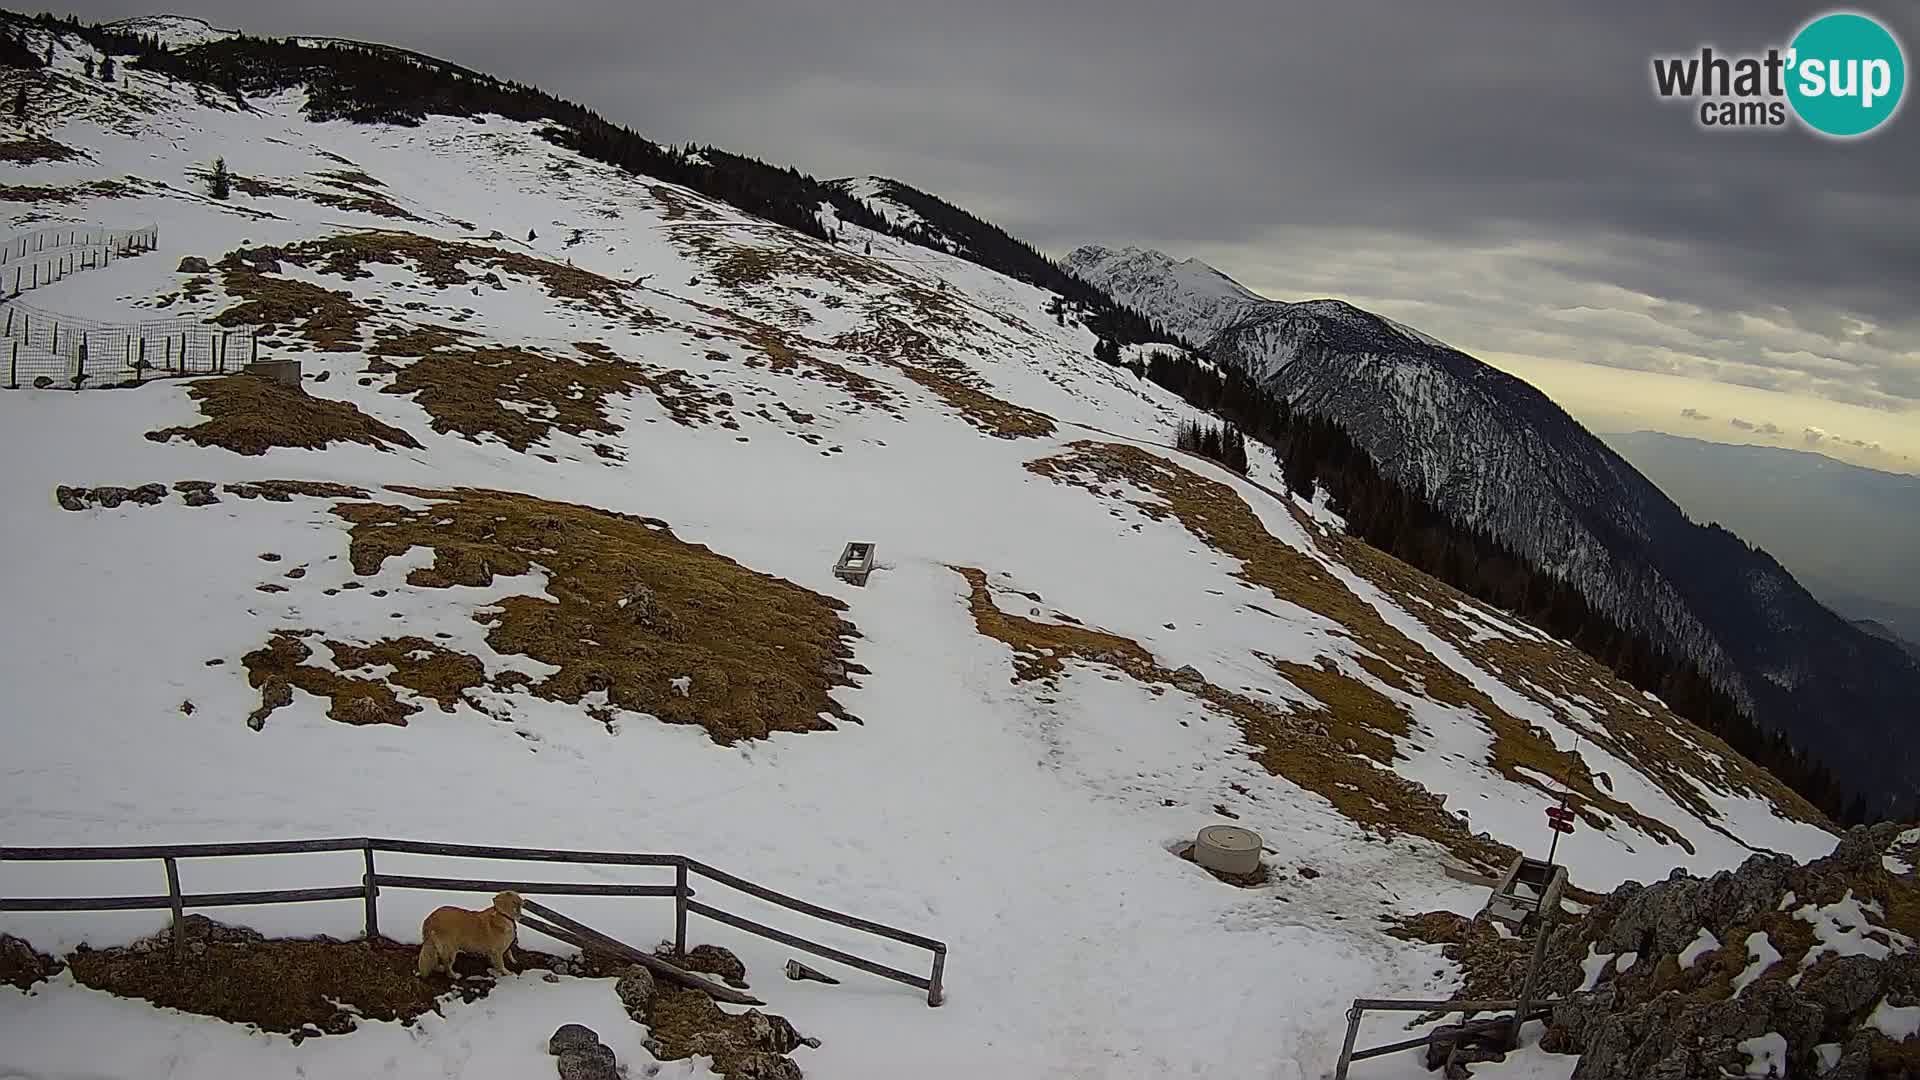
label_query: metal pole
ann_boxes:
[164,857,186,962]
[927,947,946,1007]
[674,860,689,956]
[362,841,380,939]
[7,341,16,390]
[1333,1003,1364,1080]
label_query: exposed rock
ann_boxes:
[55,485,88,511]
[130,483,169,506]
[555,1043,618,1080]
[91,486,130,508]
[173,480,216,493]
[615,964,657,1016]
[680,943,748,988]
[547,1023,601,1055]
[176,256,211,273]
[182,489,221,507]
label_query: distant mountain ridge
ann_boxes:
[1604,430,1920,644]
[1067,244,1920,816]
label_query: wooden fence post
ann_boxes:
[8,341,16,390]
[163,856,186,962]
[928,947,946,1006]
[674,860,689,956]
[362,841,380,940]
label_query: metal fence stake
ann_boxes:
[164,856,185,963]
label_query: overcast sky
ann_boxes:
[61,1,1920,471]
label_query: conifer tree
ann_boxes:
[83,54,93,78]
[208,156,230,200]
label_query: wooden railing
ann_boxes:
[0,836,947,1006]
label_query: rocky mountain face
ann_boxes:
[1409,823,1920,1079]
[1066,245,1920,818]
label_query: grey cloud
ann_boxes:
[1758,422,1783,436]
[1730,417,1756,431]
[52,0,1920,412]
[1681,407,1711,421]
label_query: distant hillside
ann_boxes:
[1606,430,1920,643]
[1070,245,1920,819]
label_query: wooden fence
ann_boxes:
[0,837,947,1006]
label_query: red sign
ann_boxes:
[1545,806,1575,823]
[1549,819,1576,834]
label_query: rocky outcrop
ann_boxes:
[1406,824,1920,1078]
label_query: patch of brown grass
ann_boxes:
[689,302,897,414]
[230,173,420,222]
[325,637,489,712]
[649,184,722,222]
[953,564,1513,871]
[277,231,641,322]
[333,487,861,743]
[64,916,557,1037]
[369,326,694,453]
[837,318,1055,439]
[0,136,80,163]
[243,631,423,729]
[215,248,374,351]
[1328,536,1829,831]
[145,374,422,456]
[1023,441,1697,860]
[0,179,136,203]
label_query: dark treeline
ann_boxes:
[1173,419,1249,474]
[1131,347,1862,824]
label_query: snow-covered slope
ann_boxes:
[0,20,1842,1080]
[1067,243,1920,820]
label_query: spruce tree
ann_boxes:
[208,156,230,200]
[83,54,93,78]
[99,54,115,81]
[12,85,24,122]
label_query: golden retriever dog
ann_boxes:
[417,891,523,978]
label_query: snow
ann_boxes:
[1615,950,1638,972]
[1814,1042,1843,1073]
[1737,1032,1788,1078]
[1679,927,1721,968]
[1732,932,1782,996]
[0,32,1845,1080]
[1794,890,1914,971]
[1577,943,1617,992]
[1868,997,1920,1042]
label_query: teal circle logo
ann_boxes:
[1787,12,1906,137]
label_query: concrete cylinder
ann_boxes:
[1194,825,1263,876]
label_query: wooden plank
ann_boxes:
[369,838,680,867]
[682,859,944,952]
[686,899,929,992]
[375,874,680,898]
[0,838,368,861]
[519,900,764,1006]
[163,857,185,962]
[362,842,379,940]
[0,885,364,912]
[1349,998,1524,1013]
